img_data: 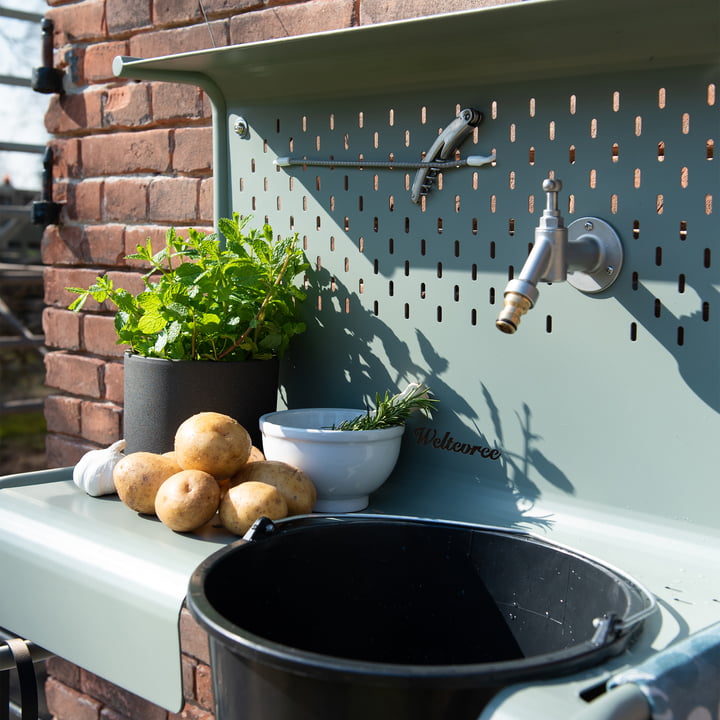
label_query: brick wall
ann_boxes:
[39,1,513,718]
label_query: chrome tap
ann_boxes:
[495,177,624,334]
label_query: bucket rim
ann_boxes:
[187,514,657,685]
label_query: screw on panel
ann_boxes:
[233,118,249,138]
[584,221,594,231]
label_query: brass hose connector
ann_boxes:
[495,292,533,334]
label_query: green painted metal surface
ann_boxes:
[114,0,718,102]
[0,469,234,710]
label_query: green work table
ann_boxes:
[0,468,236,711]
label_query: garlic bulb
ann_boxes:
[73,439,127,497]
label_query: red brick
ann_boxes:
[41,225,85,267]
[80,670,166,720]
[44,267,109,311]
[173,127,212,174]
[54,180,70,207]
[181,655,197,704]
[81,401,123,444]
[148,177,200,224]
[49,0,107,43]
[46,434,96,468]
[45,88,104,135]
[46,677,102,720]
[180,607,210,664]
[122,224,208,264]
[200,0,262,14]
[60,46,87,89]
[198,178,213,224]
[360,0,516,24]
[103,178,150,222]
[83,313,127,358]
[43,307,81,349]
[46,657,83,691]
[151,83,206,124]
[44,394,82,436]
[84,225,127,265]
[66,180,104,222]
[99,706,136,720]
[45,351,105,397]
[124,224,169,258]
[85,40,129,83]
[105,270,147,298]
[83,129,170,176]
[102,84,153,129]
[200,92,212,120]
[229,0,354,44]
[128,21,228,59]
[43,224,126,266]
[105,360,125,404]
[52,138,82,182]
[194,664,214,711]
[152,0,203,27]
[106,0,152,35]
[169,706,214,720]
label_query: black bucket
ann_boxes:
[187,515,655,720]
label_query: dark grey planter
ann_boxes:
[123,353,279,455]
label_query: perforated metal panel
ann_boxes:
[116,1,720,530]
[221,65,718,528]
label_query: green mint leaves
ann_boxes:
[67,215,309,362]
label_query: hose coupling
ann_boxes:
[496,291,533,334]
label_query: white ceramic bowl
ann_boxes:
[259,408,405,513]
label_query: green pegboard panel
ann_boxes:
[219,67,719,529]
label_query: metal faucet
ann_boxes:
[495,177,624,334]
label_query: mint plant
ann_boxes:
[68,215,308,362]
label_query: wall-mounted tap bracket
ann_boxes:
[566,217,624,294]
[496,178,624,334]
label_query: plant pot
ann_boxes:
[123,353,279,455]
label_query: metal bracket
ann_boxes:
[31,147,62,226]
[31,18,64,95]
[567,217,624,294]
[273,107,494,204]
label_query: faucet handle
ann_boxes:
[542,177,562,215]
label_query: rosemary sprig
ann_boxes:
[335,383,437,431]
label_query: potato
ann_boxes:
[230,460,316,515]
[219,481,288,536]
[113,451,181,515]
[155,469,221,532]
[174,412,252,480]
[248,446,265,463]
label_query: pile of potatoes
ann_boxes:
[112,411,316,535]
